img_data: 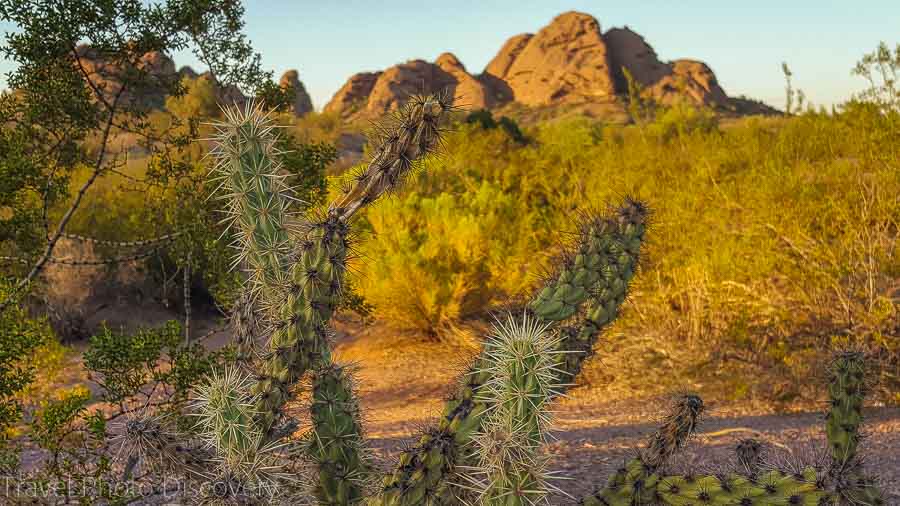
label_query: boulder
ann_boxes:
[323,71,382,116]
[603,27,670,91]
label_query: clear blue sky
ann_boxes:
[2,1,897,111]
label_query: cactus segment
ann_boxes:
[825,352,884,505]
[642,394,704,470]
[252,213,350,433]
[210,93,453,437]
[528,200,646,325]
[331,90,455,222]
[826,352,866,470]
[656,469,833,505]
[470,310,565,505]
[190,366,295,493]
[735,439,763,477]
[375,201,648,506]
[308,359,373,505]
[581,394,704,505]
[208,101,295,300]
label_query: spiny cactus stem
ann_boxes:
[331,91,453,222]
[376,200,648,505]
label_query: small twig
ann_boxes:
[0,86,126,312]
[59,231,183,249]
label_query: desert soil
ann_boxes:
[323,319,900,504]
[27,313,900,504]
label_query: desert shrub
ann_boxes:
[0,282,54,469]
[647,100,720,142]
[84,320,221,410]
[354,97,899,401]
[464,109,527,144]
[357,180,540,337]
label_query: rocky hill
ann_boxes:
[74,43,314,117]
[324,11,774,119]
[72,11,774,122]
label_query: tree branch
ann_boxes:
[0,87,125,312]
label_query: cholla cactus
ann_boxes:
[191,366,296,496]
[374,200,649,506]
[466,310,566,505]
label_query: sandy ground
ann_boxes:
[18,312,900,504]
[326,319,900,504]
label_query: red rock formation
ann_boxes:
[323,71,381,116]
[323,11,774,119]
[494,11,617,106]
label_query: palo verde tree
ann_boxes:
[0,0,295,314]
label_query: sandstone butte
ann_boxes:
[70,11,773,121]
[324,11,773,120]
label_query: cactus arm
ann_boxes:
[826,352,885,505]
[374,201,648,506]
[469,311,564,505]
[656,469,835,506]
[208,101,295,298]
[579,394,704,506]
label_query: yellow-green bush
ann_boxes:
[357,178,541,337]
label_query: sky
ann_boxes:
[1,1,897,111]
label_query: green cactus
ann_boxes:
[469,310,564,505]
[580,393,704,506]
[827,352,866,470]
[190,365,294,495]
[374,201,648,506]
[307,358,374,505]
[826,352,884,505]
[210,93,453,436]
[208,101,295,300]
[205,92,453,505]
[656,468,832,506]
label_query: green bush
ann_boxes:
[357,180,539,337]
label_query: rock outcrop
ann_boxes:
[323,54,495,117]
[324,10,769,120]
[75,44,178,110]
[323,71,382,116]
[603,27,670,91]
[73,45,315,113]
[485,11,618,106]
[435,53,494,110]
[279,69,314,116]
